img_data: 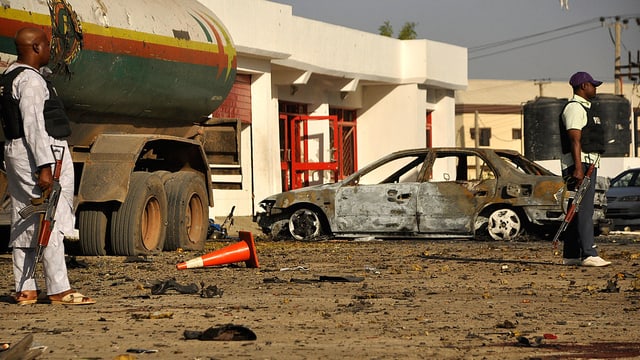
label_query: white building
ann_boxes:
[204,0,467,218]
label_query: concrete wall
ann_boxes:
[357,85,427,168]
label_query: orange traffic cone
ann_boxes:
[176,231,259,270]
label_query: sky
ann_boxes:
[269,0,640,83]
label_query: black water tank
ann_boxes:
[592,94,631,157]
[523,97,566,161]
[523,95,631,160]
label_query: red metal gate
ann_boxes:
[283,115,341,190]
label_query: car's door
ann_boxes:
[417,182,476,235]
[334,153,425,234]
[335,183,419,233]
[417,152,496,235]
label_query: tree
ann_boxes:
[398,22,417,40]
[378,20,393,37]
[378,21,417,39]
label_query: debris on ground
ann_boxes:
[150,279,199,295]
[126,348,158,354]
[183,324,256,341]
[2,218,640,359]
[200,283,224,298]
[0,334,47,360]
[131,312,174,320]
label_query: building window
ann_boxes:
[469,128,491,147]
[512,128,522,140]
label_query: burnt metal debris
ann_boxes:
[183,324,257,341]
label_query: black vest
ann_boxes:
[559,100,604,155]
[0,66,72,140]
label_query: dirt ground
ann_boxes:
[1,217,640,360]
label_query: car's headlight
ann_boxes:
[259,199,276,213]
[619,195,640,202]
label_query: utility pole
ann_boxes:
[474,111,479,148]
[534,79,551,97]
[602,15,640,155]
[474,111,480,175]
[614,16,622,95]
[609,16,640,95]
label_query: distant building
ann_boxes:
[455,79,639,178]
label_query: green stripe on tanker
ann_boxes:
[54,49,236,123]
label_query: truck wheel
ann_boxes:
[78,204,110,256]
[110,172,167,256]
[163,171,208,251]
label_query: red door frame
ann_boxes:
[279,114,291,191]
[289,115,340,189]
[426,111,433,148]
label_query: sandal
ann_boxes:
[49,292,96,305]
[14,291,39,306]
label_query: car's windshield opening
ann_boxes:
[496,151,553,176]
[354,154,426,185]
[429,153,495,182]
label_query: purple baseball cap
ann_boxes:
[569,71,602,87]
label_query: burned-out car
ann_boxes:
[255,148,570,241]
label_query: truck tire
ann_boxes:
[110,172,167,256]
[163,171,208,251]
[78,204,110,256]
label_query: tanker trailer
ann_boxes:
[0,0,237,256]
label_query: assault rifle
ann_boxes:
[18,145,65,278]
[551,157,598,250]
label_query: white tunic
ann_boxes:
[3,63,75,248]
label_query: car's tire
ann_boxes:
[78,204,111,256]
[163,171,208,251]
[110,172,167,256]
[487,208,522,241]
[288,208,323,241]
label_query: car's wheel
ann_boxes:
[163,171,208,251]
[110,172,167,256]
[288,208,323,241]
[487,208,522,240]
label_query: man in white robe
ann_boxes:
[2,27,94,305]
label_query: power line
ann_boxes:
[469,14,640,61]
[469,18,597,53]
[469,25,601,61]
